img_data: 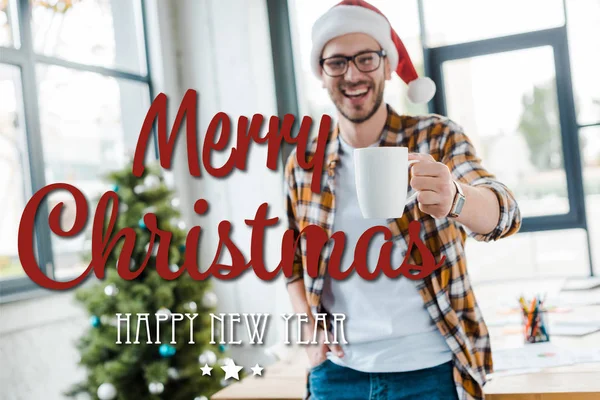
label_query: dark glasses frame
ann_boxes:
[319,49,387,77]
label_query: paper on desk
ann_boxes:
[569,347,600,364]
[550,322,600,337]
[488,346,600,380]
[550,291,600,307]
[561,277,600,291]
[492,342,575,372]
[486,367,542,379]
[485,315,521,327]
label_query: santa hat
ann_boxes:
[311,0,436,104]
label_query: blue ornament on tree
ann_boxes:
[112,184,119,193]
[90,315,101,328]
[138,218,146,229]
[219,344,228,353]
[179,244,186,253]
[159,344,176,357]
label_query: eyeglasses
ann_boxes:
[319,50,386,77]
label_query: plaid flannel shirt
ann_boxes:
[284,104,521,400]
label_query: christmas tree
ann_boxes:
[65,160,231,400]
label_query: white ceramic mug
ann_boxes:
[354,147,418,219]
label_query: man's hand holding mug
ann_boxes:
[408,153,458,219]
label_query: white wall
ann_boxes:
[0,290,89,400]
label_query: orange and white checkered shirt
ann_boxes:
[284,104,521,400]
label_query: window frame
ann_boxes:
[0,0,156,301]
[428,28,586,233]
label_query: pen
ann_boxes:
[537,297,549,341]
[531,305,539,338]
[526,297,537,334]
[540,321,548,341]
[518,295,528,314]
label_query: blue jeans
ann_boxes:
[308,360,458,400]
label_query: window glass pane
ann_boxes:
[289,0,347,122]
[0,64,30,280]
[289,0,427,138]
[580,126,600,274]
[36,64,151,280]
[423,0,564,47]
[566,0,600,126]
[467,229,590,283]
[31,0,147,74]
[442,46,569,217]
[0,0,18,47]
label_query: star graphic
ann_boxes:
[200,363,213,376]
[221,359,244,380]
[250,363,264,376]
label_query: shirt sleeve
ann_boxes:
[283,153,304,285]
[440,120,522,242]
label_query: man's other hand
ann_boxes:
[304,324,344,368]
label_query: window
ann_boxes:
[0,64,30,281]
[30,0,146,73]
[0,0,19,47]
[421,0,565,47]
[566,0,600,126]
[441,46,569,218]
[0,0,154,299]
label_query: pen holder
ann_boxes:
[522,308,550,344]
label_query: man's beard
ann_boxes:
[329,79,385,124]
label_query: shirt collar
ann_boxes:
[327,104,396,172]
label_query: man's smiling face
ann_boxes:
[320,33,391,124]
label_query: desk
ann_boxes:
[212,280,600,400]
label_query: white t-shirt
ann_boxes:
[321,134,453,373]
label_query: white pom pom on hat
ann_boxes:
[311,0,436,104]
[407,76,436,104]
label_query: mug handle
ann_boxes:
[406,159,420,204]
